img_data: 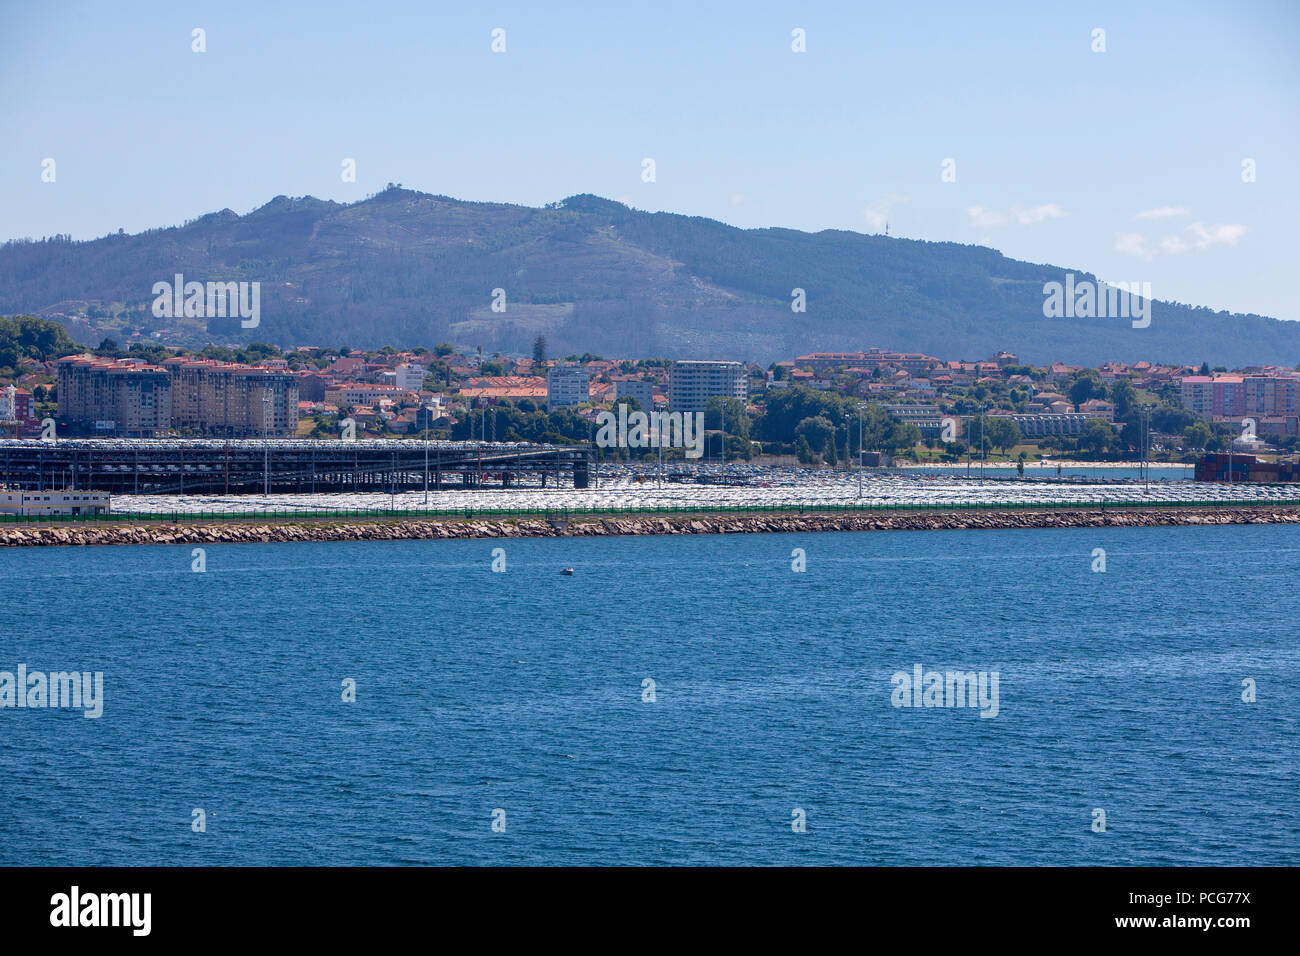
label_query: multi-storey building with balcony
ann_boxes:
[57,356,173,437]
[610,379,655,411]
[667,360,747,412]
[1181,372,1300,422]
[162,358,299,436]
[546,366,592,412]
[1180,375,1246,419]
[58,355,297,437]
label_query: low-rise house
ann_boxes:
[0,490,110,516]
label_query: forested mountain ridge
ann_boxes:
[1,186,1293,367]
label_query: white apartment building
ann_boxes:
[667,360,747,412]
[392,364,427,391]
[547,367,592,412]
[611,380,655,411]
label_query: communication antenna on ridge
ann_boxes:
[884,221,889,237]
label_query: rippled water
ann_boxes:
[2,524,1297,865]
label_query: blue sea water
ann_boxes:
[1,525,1297,866]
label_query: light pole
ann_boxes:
[843,411,851,473]
[1141,405,1151,493]
[262,388,272,496]
[1228,424,1233,486]
[658,419,664,489]
[966,417,971,477]
[856,404,866,499]
[719,402,726,469]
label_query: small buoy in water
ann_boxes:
[561,567,575,575]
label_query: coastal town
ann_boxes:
[3,0,1297,900]
[3,317,1299,469]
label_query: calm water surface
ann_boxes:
[1,524,1296,865]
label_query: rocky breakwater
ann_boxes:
[2,506,1299,548]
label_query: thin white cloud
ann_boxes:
[1113,232,1149,258]
[1160,221,1248,254]
[1013,203,1066,225]
[1133,206,1189,220]
[966,206,1006,229]
[1116,221,1247,259]
[966,203,1065,229]
[1190,221,1247,248]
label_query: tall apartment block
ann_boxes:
[546,366,592,412]
[58,355,298,437]
[1180,373,1300,420]
[56,356,173,437]
[390,363,427,391]
[1244,375,1300,417]
[611,379,655,411]
[162,358,298,436]
[667,360,747,413]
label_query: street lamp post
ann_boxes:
[972,404,987,475]
[1228,425,1233,486]
[856,404,866,499]
[844,412,851,473]
[1142,405,1151,494]
[262,389,272,496]
[719,402,726,469]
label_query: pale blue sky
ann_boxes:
[2,0,1297,320]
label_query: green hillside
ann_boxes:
[1,186,1294,366]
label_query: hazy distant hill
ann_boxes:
[1,186,1295,367]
